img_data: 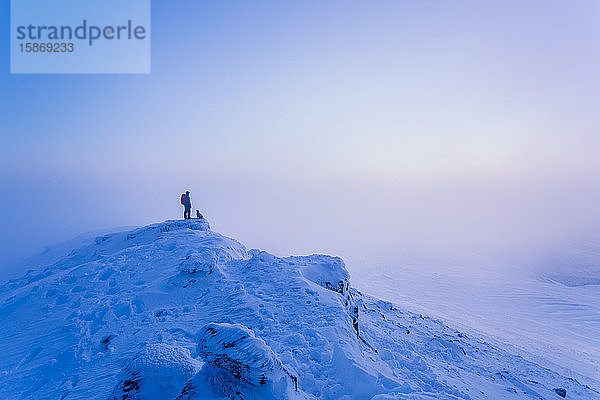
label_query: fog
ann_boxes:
[1,0,599,279]
[1,166,598,280]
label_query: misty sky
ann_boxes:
[1,0,599,276]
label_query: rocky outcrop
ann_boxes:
[111,343,202,400]
[294,255,362,340]
[177,323,307,400]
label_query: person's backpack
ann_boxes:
[180,193,187,205]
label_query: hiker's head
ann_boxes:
[186,191,190,195]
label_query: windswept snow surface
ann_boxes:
[0,220,598,399]
[353,260,600,389]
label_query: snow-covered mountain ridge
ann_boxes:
[0,220,597,399]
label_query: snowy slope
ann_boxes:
[0,226,137,281]
[353,260,600,388]
[0,220,597,399]
[537,236,600,287]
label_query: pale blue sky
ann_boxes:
[1,1,599,274]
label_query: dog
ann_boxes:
[196,210,204,219]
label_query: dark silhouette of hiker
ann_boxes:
[180,191,192,219]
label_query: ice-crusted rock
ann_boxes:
[179,249,219,276]
[290,254,361,338]
[111,343,202,400]
[293,254,350,294]
[177,323,307,400]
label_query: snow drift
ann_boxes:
[0,219,597,399]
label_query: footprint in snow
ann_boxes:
[98,268,115,281]
[20,347,43,365]
[132,297,145,313]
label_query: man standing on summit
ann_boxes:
[181,191,192,219]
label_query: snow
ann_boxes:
[352,261,600,388]
[0,219,598,399]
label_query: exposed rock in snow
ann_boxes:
[179,250,218,275]
[554,387,567,398]
[111,343,202,400]
[294,254,350,294]
[0,219,598,400]
[177,323,306,399]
